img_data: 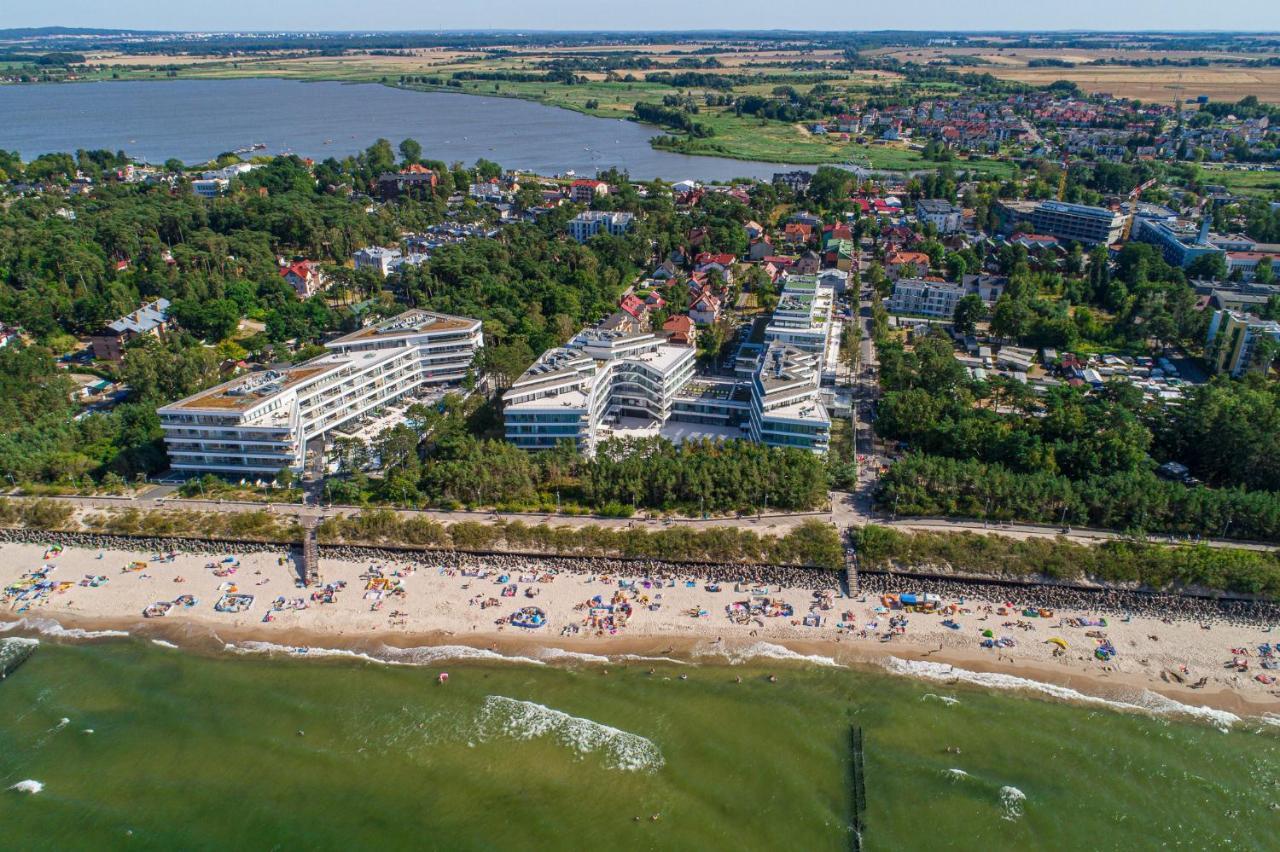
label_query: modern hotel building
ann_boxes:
[504,272,835,455]
[158,310,483,475]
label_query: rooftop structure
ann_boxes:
[1134,217,1224,269]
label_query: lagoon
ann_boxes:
[0,78,810,181]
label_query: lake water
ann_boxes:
[0,78,809,182]
[2,634,1277,850]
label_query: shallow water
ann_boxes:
[0,637,1276,850]
[0,78,810,180]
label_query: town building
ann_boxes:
[773,171,814,193]
[1206,309,1280,376]
[504,274,835,456]
[353,246,403,277]
[887,279,966,319]
[997,200,1125,246]
[569,179,610,204]
[916,199,964,234]
[191,178,228,198]
[503,326,697,453]
[158,310,483,475]
[377,165,437,201]
[91,298,172,362]
[567,210,634,243]
[1134,217,1225,269]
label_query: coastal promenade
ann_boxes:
[15,489,1275,554]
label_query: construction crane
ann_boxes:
[1120,178,1159,242]
[1057,155,1069,201]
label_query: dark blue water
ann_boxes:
[0,78,806,181]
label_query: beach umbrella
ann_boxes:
[981,629,994,638]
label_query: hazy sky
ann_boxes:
[4,1,1279,33]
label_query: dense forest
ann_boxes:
[854,525,1280,597]
[872,331,1280,541]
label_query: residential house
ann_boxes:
[783,223,814,247]
[885,250,932,279]
[377,165,438,201]
[773,171,813,193]
[569,179,610,204]
[688,287,723,326]
[747,237,774,262]
[663,314,697,346]
[794,250,821,275]
[91,298,172,362]
[280,260,325,299]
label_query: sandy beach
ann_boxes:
[3,540,1279,720]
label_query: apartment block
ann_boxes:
[159,310,483,475]
[503,327,696,453]
[566,211,635,243]
[1206,309,1280,376]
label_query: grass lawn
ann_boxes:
[1204,168,1280,198]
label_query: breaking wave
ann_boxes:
[943,768,970,781]
[1000,786,1026,821]
[699,641,842,668]
[883,658,1242,732]
[8,780,43,794]
[476,695,663,772]
[0,618,128,640]
[151,639,179,649]
[224,640,545,667]
[538,648,610,665]
[922,693,960,706]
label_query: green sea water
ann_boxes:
[1,636,1277,851]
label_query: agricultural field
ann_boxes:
[866,46,1280,104]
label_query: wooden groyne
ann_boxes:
[850,725,867,851]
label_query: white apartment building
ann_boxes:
[503,327,696,453]
[888,279,967,319]
[566,211,635,243]
[159,310,483,475]
[353,246,404,277]
[763,273,841,385]
[916,199,964,234]
[505,275,834,456]
[747,342,831,453]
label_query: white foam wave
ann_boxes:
[224,640,545,668]
[922,693,960,706]
[476,695,663,772]
[1260,714,1280,729]
[225,641,397,666]
[0,618,128,640]
[151,640,179,649]
[999,786,1026,821]
[883,658,1242,731]
[538,648,610,665]
[615,654,689,666]
[944,768,970,781]
[8,780,43,794]
[700,642,842,668]
[378,644,546,667]
[51,717,70,731]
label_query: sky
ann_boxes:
[3,1,1279,34]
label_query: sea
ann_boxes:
[0,78,811,182]
[2,632,1277,850]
